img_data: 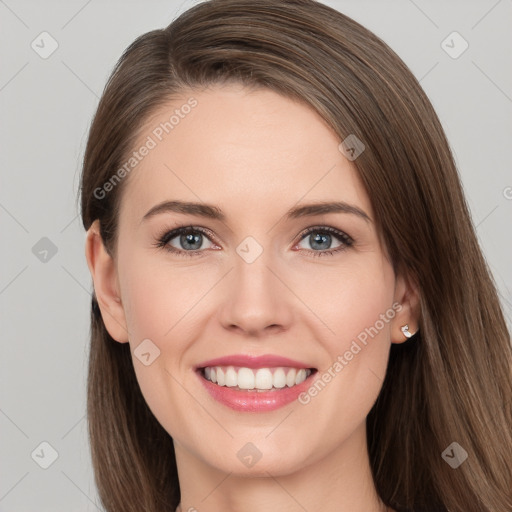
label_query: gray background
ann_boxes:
[1,0,511,510]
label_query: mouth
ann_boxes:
[198,365,318,392]
[195,363,318,412]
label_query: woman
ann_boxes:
[80,1,512,511]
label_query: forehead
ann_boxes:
[118,84,372,226]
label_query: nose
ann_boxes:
[217,246,294,337]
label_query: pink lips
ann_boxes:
[196,353,317,412]
[196,353,312,370]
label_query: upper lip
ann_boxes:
[196,354,315,370]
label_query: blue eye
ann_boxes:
[154,226,215,257]
[296,226,353,257]
[153,225,353,258]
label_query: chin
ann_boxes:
[202,441,313,478]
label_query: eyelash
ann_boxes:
[153,225,354,258]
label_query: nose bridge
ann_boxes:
[235,238,274,293]
[217,234,292,334]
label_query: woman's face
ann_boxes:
[89,83,414,477]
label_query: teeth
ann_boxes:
[273,368,287,388]
[255,368,273,389]
[286,368,297,387]
[202,366,312,390]
[295,369,306,385]
[238,368,255,389]
[225,367,237,387]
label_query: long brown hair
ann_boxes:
[79,1,512,511]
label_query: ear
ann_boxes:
[390,269,421,344]
[84,220,129,343]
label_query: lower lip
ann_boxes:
[197,370,316,412]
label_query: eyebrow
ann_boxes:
[141,200,372,224]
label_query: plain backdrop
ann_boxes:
[1,0,511,510]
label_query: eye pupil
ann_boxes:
[310,232,331,250]
[181,232,202,250]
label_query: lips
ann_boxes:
[196,353,314,370]
[195,354,317,412]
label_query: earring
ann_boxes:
[400,324,415,339]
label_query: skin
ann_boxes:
[85,83,419,512]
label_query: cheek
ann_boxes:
[119,250,206,339]
[116,250,220,433]
[295,254,395,347]
[295,257,396,425]
[297,255,395,405]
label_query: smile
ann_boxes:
[197,365,318,412]
[202,366,313,391]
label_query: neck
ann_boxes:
[173,423,390,512]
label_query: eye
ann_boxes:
[295,226,353,257]
[153,224,354,258]
[153,226,217,257]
